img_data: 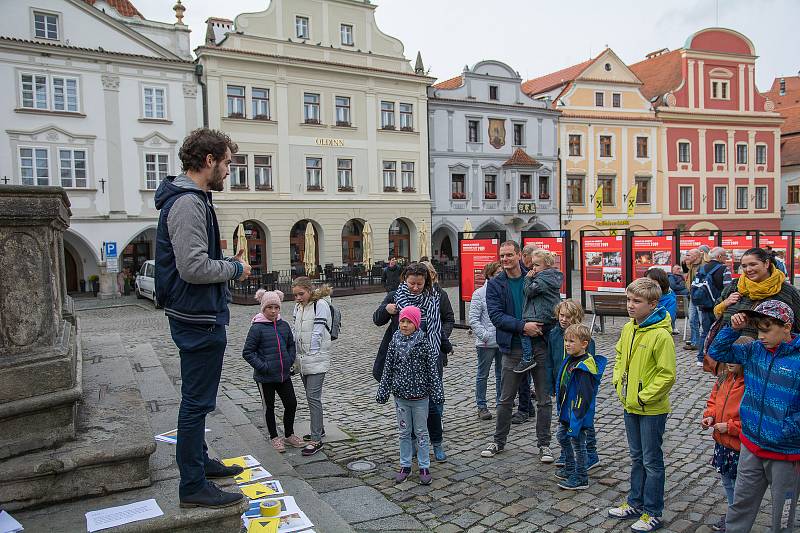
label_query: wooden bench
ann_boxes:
[590,294,628,333]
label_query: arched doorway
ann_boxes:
[388,219,410,261]
[290,220,320,275]
[234,221,268,277]
[122,228,156,276]
[341,219,364,265]
[440,235,453,260]
[65,247,79,293]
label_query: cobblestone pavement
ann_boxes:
[76,291,782,533]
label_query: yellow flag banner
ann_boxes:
[594,186,604,219]
[627,185,638,218]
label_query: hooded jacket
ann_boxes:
[708,326,800,457]
[469,284,498,349]
[547,326,596,394]
[703,369,745,451]
[556,352,608,437]
[154,174,240,325]
[242,315,296,383]
[659,289,677,326]
[668,273,688,296]
[486,266,529,354]
[612,307,676,415]
[522,268,563,324]
[293,297,332,375]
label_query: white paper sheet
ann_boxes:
[85,499,163,532]
[0,511,23,533]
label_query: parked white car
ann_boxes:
[135,260,159,307]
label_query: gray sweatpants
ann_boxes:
[726,445,800,533]
[301,373,326,442]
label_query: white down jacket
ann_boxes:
[293,297,332,375]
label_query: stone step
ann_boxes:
[0,331,155,510]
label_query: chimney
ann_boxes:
[205,17,234,46]
[780,78,786,96]
[645,48,669,59]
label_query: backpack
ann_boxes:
[690,263,723,310]
[315,300,342,340]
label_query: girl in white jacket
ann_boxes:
[291,277,333,457]
[468,262,503,420]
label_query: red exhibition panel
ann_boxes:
[722,235,755,279]
[581,236,625,293]
[632,236,674,279]
[523,236,567,297]
[679,234,717,264]
[759,234,792,278]
[460,238,500,302]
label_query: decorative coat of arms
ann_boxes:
[488,119,505,149]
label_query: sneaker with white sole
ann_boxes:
[539,446,555,463]
[608,503,641,519]
[512,359,536,374]
[587,456,601,471]
[557,474,589,490]
[481,442,503,458]
[630,513,663,531]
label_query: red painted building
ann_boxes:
[630,28,783,232]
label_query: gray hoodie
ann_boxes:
[522,268,563,324]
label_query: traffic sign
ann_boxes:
[104,242,118,258]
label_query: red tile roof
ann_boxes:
[780,105,800,135]
[521,58,594,96]
[782,134,800,167]
[628,49,683,101]
[83,0,142,18]
[433,75,463,90]
[764,76,800,109]
[502,148,541,168]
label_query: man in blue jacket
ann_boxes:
[480,241,554,462]
[155,128,251,508]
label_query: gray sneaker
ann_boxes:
[539,446,555,463]
[477,407,492,420]
[510,411,528,424]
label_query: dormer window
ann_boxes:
[711,80,729,100]
[295,16,309,39]
[33,11,59,40]
[340,24,353,46]
[489,85,498,101]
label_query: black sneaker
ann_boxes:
[179,481,244,509]
[204,458,244,479]
[512,359,536,373]
[510,411,528,424]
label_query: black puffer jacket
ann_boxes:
[242,318,296,383]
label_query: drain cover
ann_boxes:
[346,460,376,472]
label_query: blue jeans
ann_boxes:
[169,319,227,498]
[698,309,715,362]
[557,424,588,482]
[520,332,547,364]
[558,424,598,463]
[476,346,502,408]
[688,302,700,346]
[721,470,736,506]
[624,412,667,517]
[395,397,430,468]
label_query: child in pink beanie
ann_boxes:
[377,305,444,485]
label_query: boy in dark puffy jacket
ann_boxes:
[242,289,302,453]
[708,299,800,533]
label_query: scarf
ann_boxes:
[392,329,425,360]
[737,266,785,301]
[394,283,442,355]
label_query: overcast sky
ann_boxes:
[136,0,799,91]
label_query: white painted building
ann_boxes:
[0,0,199,294]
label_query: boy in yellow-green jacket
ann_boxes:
[608,278,676,532]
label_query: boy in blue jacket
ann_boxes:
[554,324,607,491]
[708,299,800,533]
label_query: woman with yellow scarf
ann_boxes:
[713,248,800,338]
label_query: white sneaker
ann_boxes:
[539,446,555,463]
[481,442,503,457]
[630,513,663,531]
[608,502,641,519]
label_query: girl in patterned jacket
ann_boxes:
[377,306,444,486]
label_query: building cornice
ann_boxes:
[656,108,784,126]
[428,97,560,116]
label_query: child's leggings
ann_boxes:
[257,380,297,439]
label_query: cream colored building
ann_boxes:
[197,0,433,275]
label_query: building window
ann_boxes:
[678,141,691,163]
[143,86,166,119]
[295,16,309,39]
[736,186,748,209]
[34,11,58,40]
[382,161,397,191]
[401,162,415,191]
[468,120,479,143]
[788,185,800,204]
[20,147,50,186]
[58,149,87,188]
[254,156,272,190]
[635,176,651,204]
[756,144,767,165]
[568,134,581,157]
[144,153,168,190]
[755,186,768,210]
[520,174,532,200]
[252,88,270,120]
[484,174,497,199]
[304,93,320,124]
[489,85,498,101]
[598,176,615,205]
[21,73,48,109]
[451,173,465,199]
[52,76,78,112]
[636,136,648,158]
[380,101,395,129]
[335,96,351,126]
[20,73,79,112]
[714,185,728,210]
[513,123,524,146]
[736,144,747,165]
[337,158,353,191]
[612,93,621,108]
[711,80,729,100]
[679,185,693,211]
[599,135,612,158]
[538,175,550,200]
[340,24,353,46]
[399,103,413,131]
[227,85,245,118]
[714,142,726,164]
[306,157,322,190]
[566,175,584,205]
[595,92,604,107]
[229,154,248,190]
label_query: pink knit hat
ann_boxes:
[255,289,284,310]
[399,306,421,329]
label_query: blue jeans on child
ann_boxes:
[721,471,736,506]
[624,412,667,517]
[476,346,502,408]
[520,333,547,364]
[557,424,588,482]
[395,397,430,468]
